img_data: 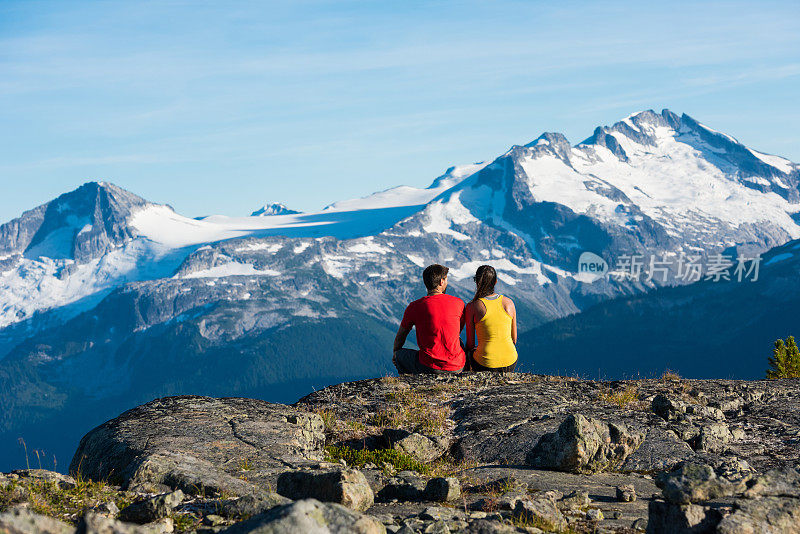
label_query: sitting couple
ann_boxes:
[392,263,518,374]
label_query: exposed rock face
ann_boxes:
[69,396,325,495]
[0,182,150,263]
[527,414,644,473]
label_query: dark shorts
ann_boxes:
[466,350,517,374]
[392,348,463,375]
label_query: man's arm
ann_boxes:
[465,303,476,352]
[393,326,411,352]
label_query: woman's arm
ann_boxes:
[465,302,476,352]
[504,297,518,344]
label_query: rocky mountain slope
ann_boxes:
[1,110,799,471]
[2,373,799,533]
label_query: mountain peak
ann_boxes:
[251,203,301,217]
[0,181,151,262]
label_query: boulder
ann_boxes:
[276,469,374,512]
[218,499,385,534]
[69,396,325,496]
[118,490,184,524]
[526,414,643,473]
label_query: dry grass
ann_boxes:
[313,408,337,432]
[369,389,450,435]
[598,385,641,409]
[0,476,134,525]
[661,370,682,382]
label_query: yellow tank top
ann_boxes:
[474,295,518,368]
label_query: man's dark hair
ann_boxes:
[423,264,449,291]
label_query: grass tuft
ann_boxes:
[598,384,640,409]
[324,445,430,475]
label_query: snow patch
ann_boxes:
[181,262,280,279]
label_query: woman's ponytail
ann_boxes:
[472,265,497,301]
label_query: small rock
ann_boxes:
[616,484,636,502]
[513,498,566,532]
[0,507,73,534]
[540,490,563,502]
[469,511,487,519]
[204,515,226,526]
[383,429,447,463]
[216,492,292,518]
[118,490,184,524]
[80,512,175,534]
[276,468,374,512]
[423,520,449,534]
[560,490,590,509]
[147,517,174,534]
[651,395,683,421]
[646,501,723,533]
[585,508,604,521]
[94,501,121,516]
[696,423,732,453]
[424,477,461,503]
[377,471,427,502]
[419,507,461,522]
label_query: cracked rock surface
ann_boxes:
[69,395,325,495]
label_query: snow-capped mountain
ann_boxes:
[0,109,798,470]
[251,203,301,216]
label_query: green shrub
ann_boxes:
[767,336,800,379]
[324,445,430,475]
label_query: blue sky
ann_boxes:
[1,0,798,222]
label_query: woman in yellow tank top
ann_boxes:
[465,265,518,372]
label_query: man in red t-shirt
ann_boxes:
[393,264,466,374]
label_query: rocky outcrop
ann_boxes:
[69,396,325,496]
[0,373,791,534]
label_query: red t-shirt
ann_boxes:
[401,293,466,371]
